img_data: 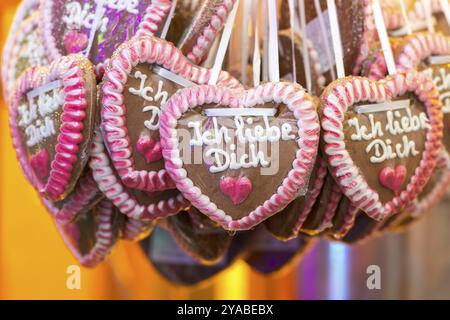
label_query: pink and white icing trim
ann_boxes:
[40,0,173,63]
[90,128,190,221]
[54,171,103,224]
[317,181,343,232]
[101,36,241,193]
[160,82,320,231]
[184,0,236,65]
[408,150,450,216]
[321,72,443,221]
[1,0,40,97]
[9,54,94,201]
[44,198,119,267]
[122,217,153,241]
[288,157,329,237]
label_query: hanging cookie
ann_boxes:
[243,227,316,275]
[320,71,443,221]
[164,207,233,264]
[43,198,122,267]
[160,82,320,230]
[2,0,40,100]
[264,157,329,240]
[141,226,249,285]
[9,54,97,201]
[101,36,241,194]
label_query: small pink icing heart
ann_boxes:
[379,165,407,194]
[220,176,253,205]
[136,135,163,164]
[64,30,88,54]
[30,149,50,183]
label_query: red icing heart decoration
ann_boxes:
[136,135,163,164]
[30,149,50,183]
[379,165,407,194]
[220,177,253,205]
[9,54,97,200]
[64,30,88,54]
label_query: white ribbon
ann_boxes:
[326,0,345,78]
[355,100,409,114]
[400,0,412,35]
[252,0,261,87]
[314,0,335,80]
[440,0,450,29]
[422,0,435,33]
[299,0,312,92]
[372,0,397,75]
[267,0,280,82]
[208,0,240,85]
[205,108,277,117]
[287,0,297,84]
[27,80,62,101]
[152,66,195,87]
[160,0,178,40]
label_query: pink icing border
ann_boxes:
[160,82,320,231]
[122,217,153,241]
[45,198,118,267]
[54,171,103,224]
[396,33,450,73]
[9,54,94,201]
[408,150,450,215]
[101,36,241,193]
[2,0,40,98]
[90,128,191,221]
[317,180,343,231]
[184,0,236,65]
[40,0,172,63]
[367,33,450,81]
[320,72,443,221]
[287,157,329,237]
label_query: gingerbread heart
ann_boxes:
[9,54,97,201]
[101,36,241,194]
[264,156,331,240]
[40,0,172,66]
[3,11,49,103]
[143,226,249,285]
[320,72,443,221]
[50,169,104,224]
[44,198,122,267]
[2,0,40,99]
[243,227,316,275]
[160,82,320,231]
[90,128,190,221]
[164,207,232,264]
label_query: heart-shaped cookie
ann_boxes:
[2,0,40,99]
[122,217,153,241]
[320,72,443,221]
[164,207,232,264]
[3,11,49,104]
[40,0,172,66]
[101,36,241,193]
[40,0,236,69]
[9,54,97,201]
[90,128,190,221]
[142,226,249,285]
[160,82,320,230]
[43,198,122,267]
[264,157,329,241]
[50,169,104,224]
[243,227,316,275]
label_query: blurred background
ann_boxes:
[2,0,450,299]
